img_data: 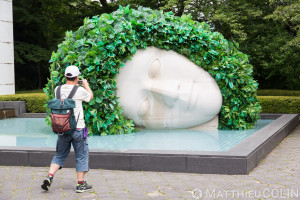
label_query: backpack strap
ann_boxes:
[56,86,62,99]
[67,85,79,99]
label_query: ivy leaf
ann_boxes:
[96,97,102,103]
[52,71,59,77]
[229,82,234,89]
[90,109,97,116]
[216,73,222,80]
[114,23,123,33]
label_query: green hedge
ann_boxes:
[0,93,46,113]
[258,96,300,114]
[0,93,298,116]
[258,89,300,96]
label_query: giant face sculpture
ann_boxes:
[116,47,222,129]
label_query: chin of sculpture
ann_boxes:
[116,47,222,129]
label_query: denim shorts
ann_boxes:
[51,129,89,172]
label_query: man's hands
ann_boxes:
[81,79,89,88]
[81,79,94,100]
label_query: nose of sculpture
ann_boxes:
[143,80,193,110]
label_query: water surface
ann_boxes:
[0,118,273,151]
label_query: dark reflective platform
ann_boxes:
[0,114,298,174]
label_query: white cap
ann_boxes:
[65,65,81,78]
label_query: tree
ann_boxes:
[13,0,300,90]
[13,0,116,90]
[159,0,300,89]
[267,0,300,48]
[260,0,300,89]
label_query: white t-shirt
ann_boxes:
[55,84,91,128]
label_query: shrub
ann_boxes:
[258,89,300,96]
[44,6,261,134]
[258,96,300,114]
[0,93,46,113]
[1,94,298,122]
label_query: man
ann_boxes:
[41,65,94,193]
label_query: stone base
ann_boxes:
[0,114,298,175]
[0,108,16,119]
[0,101,26,117]
[19,113,47,118]
[189,116,219,130]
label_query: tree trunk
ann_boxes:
[100,0,108,8]
[177,0,186,16]
[38,63,42,89]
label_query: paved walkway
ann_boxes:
[0,125,299,200]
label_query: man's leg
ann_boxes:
[72,129,92,193]
[77,171,85,182]
[41,163,60,191]
[42,135,71,191]
[49,163,61,175]
[76,171,92,193]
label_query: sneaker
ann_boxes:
[76,181,93,193]
[41,175,53,191]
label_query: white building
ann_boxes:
[0,0,15,95]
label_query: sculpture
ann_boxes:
[117,47,222,129]
[45,6,261,135]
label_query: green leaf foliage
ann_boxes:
[44,6,261,134]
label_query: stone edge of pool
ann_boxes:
[0,114,299,175]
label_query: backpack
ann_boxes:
[47,85,79,135]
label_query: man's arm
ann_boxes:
[82,79,93,100]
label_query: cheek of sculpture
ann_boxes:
[116,47,222,129]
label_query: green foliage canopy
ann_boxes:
[44,6,261,135]
[161,0,300,90]
[13,0,115,90]
[14,0,300,91]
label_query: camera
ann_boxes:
[78,80,83,85]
